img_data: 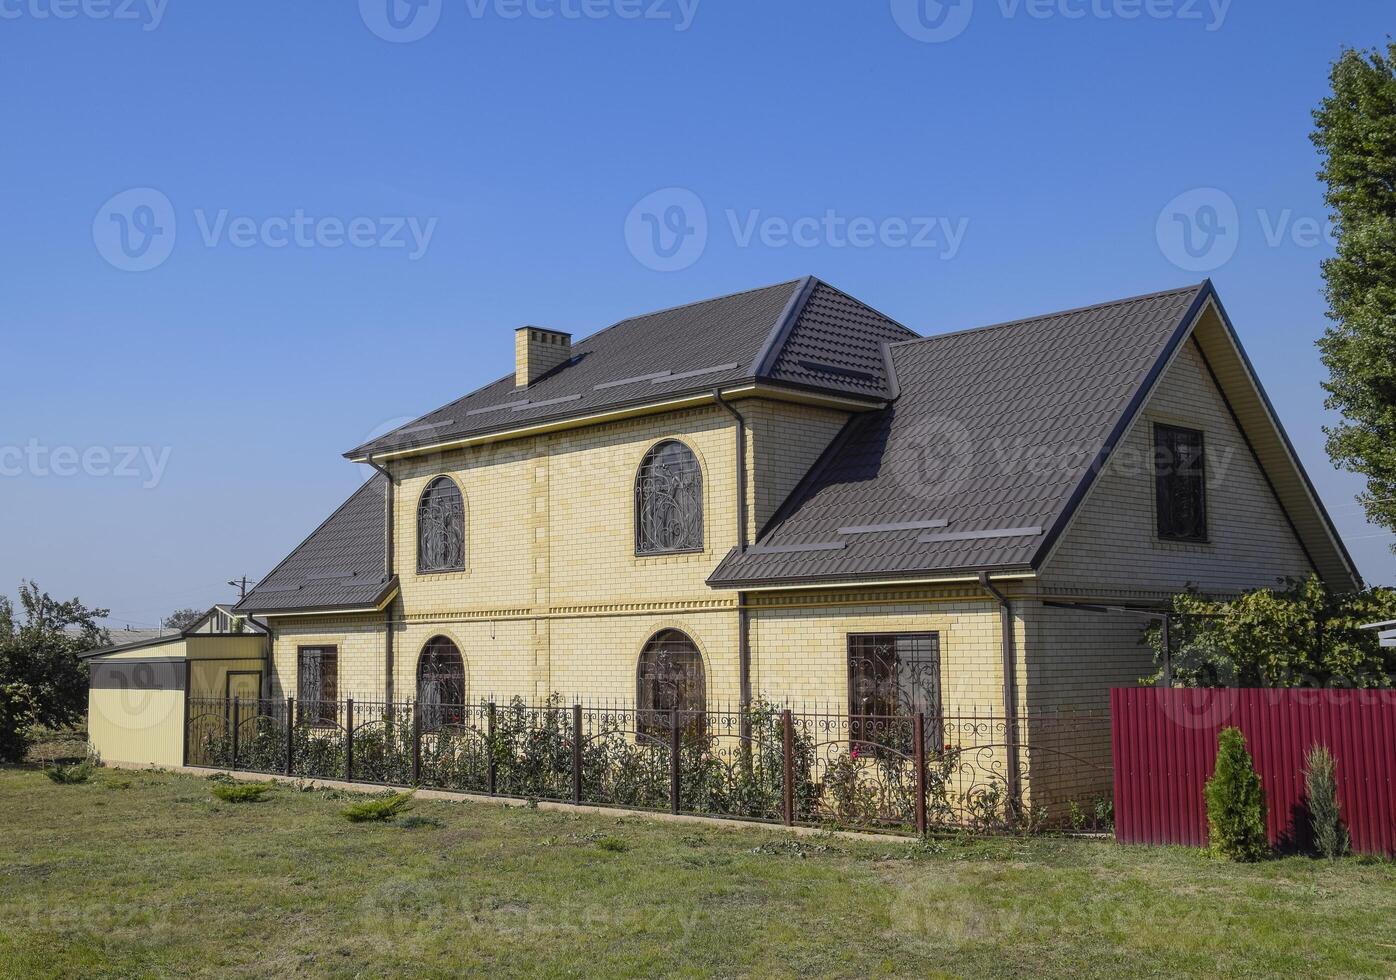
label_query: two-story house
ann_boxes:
[220,276,1358,805]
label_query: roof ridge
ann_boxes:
[579,277,805,351]
[236,473,387,609]
[750,276,817,377]
[345,279,807,459]
[890,282,1207,350]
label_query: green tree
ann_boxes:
[164,608,206,631]
[1143,576,1396,688]
[1205,727,1270,862]
[0,582,109,762]
[1311,44,1396,546]
[1303,745,1350,859]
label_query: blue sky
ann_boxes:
[1,0,1392,629]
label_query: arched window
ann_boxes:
[418,477,465,573]
[417,636,466,729]
[636,629,706,737]
[635,441,703,555]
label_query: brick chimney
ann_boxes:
[514,326,572,387]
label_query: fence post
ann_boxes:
[285,698,295,776]
[669,709,681,816]
[914,712,927,836]
[230,697,240,772]
[487,701,498,796]
[412,701,422,786]
[345,698,354,782]
[572,704,583,805]
[180,664,191,768]
[781,709,794,827]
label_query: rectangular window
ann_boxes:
[847,633,941,754]
[297,646,338,725]
[1155,424,1207,542]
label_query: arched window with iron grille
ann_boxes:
[417,636,466,729]
[634,440,703,555]
[636,629,706,736]
[418,477,466,573]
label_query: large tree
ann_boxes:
[1312,44,1396,547]
[164,608,206,631]
[0,582,109,762]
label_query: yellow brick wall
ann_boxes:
[268,613,388,703]
[747,587,1009,714]
[743,400,849,540]
[1042,338,1314,597]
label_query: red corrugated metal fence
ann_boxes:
[1112,688,1396,855]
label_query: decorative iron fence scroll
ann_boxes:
[185,696,1111,834]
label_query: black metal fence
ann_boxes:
[184,696,1111,834]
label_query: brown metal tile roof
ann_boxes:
[346,277,917,460]
[708,283,1212,587]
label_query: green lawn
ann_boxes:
[0,767,1393,979]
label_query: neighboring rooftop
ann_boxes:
[347,277,918,460]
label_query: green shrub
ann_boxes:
[44,760,95,784]
[342,791,414,823]
[595,836,628,853]
[1304,745,1350,859]
[1204,727,1269,861]
[396,815,443,830]
[0,682,39,764]
[211,782,273,804]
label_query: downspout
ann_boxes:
[367,457,396,703]
[978,572,1022,814]
[714,390,752,713]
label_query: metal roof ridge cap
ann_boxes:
[886,281,1207,351]
[749,275,817,377]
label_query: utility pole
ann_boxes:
[227,576,255,601]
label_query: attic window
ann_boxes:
[1154,424,1207,542]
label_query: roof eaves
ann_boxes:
[80,633,184,660]
[237,577,399,618]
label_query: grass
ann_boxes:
[0,768,1393,978]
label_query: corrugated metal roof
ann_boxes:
[708,284,1210,587]
[346,277,917,459]
[236,475,395,614]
